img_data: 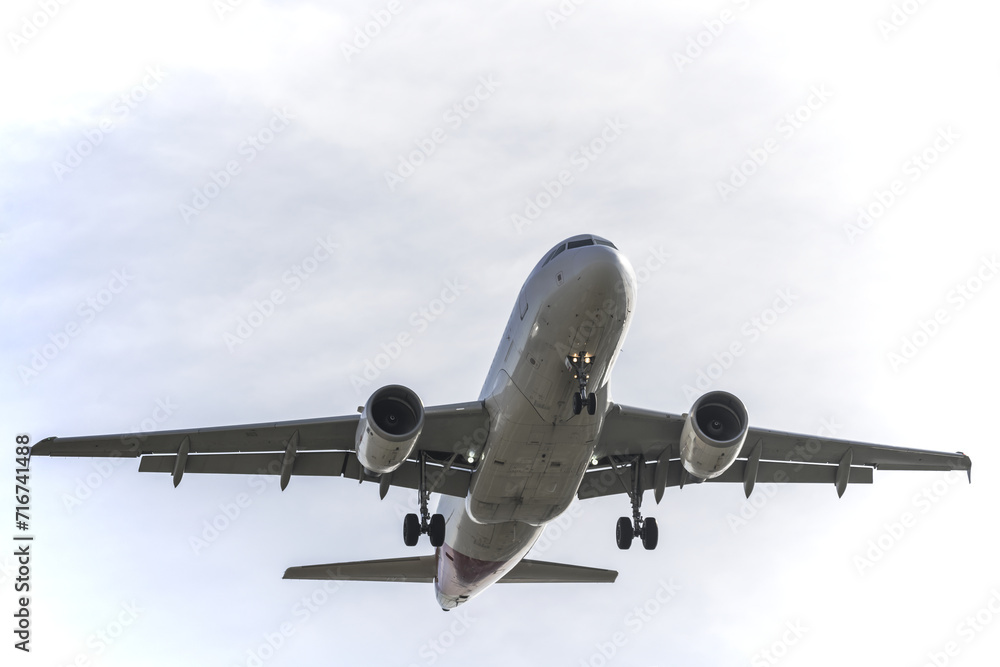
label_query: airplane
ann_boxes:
[32,233,972,610]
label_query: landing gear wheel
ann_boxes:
[403,513,421,547]
[608,455,658,552]
[428,513,446,547]
[616,516,634,550]
[641,517,658,550]
[567,353,595,417]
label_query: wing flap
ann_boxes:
[578,459,873,500]
[137,451,472,498]
[137,452,349,476]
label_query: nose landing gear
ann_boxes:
[567,353,597,415]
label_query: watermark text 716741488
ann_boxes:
[13,433,33,653]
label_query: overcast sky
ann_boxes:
[2,1,999,666]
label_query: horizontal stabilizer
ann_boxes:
[282,556,617,584]
[501,558,618,584]
[284,556,436,583]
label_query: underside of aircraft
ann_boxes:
[32,234,972,609]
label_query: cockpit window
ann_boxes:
[567,238,594,250]
[542,244,566,266]
[594,238,617,250]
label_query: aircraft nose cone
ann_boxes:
[570,245,636,301]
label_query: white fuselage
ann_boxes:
[435,237,636,609]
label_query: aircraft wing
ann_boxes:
[30,401,490,498]
[580,402,972,501]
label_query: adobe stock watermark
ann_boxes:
[726,417,841,533]
[577,578,681,667]
[62,397,179,513]
[681,288,798,402]
[233,578,344,667]
[377,421,489,519]
[51,66,168,181]
[545,0,588,29]
[633,246,670,290]
[853,469,968,575]
[17,268,135,385]
[672,0,755,73]
[384,75,500,192]
[340,0,412,62]
[179,107,295,223]
[213,0,249,20]
[843,126,959,243]
[531,503,584,555]
[716,85,833,202]
[510,117,627,234]
[410,609,476,666]
[350,278,468,393]
[750,620,808,667]
[61,601,143,665]
[877,0,931,41]
[223,233,338,352]
[916,588,1000,667]
[886,254,997,372]
[7,0,72,53]
[190,456,289,555]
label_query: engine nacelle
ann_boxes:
[355,384,424,475]
[679,391,749,480]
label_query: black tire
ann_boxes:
[403,513,421,547]
[429,513,446,547]
[616,516,633,550]
[572,392,582,415]
[587,392,597,415]
[641,517,658,550]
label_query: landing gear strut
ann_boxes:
[567,353,597,415]
[403,451,445,548]
[610,455,658,550]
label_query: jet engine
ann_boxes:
[679,390,748,480]
[356,384,424,475]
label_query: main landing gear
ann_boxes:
[567,353,597,415]
[403,451,445,548]
[610,455,658,550]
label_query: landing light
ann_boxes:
[467,450,475,463]
[591,456,599,466]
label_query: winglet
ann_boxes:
[30,437,55,457]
